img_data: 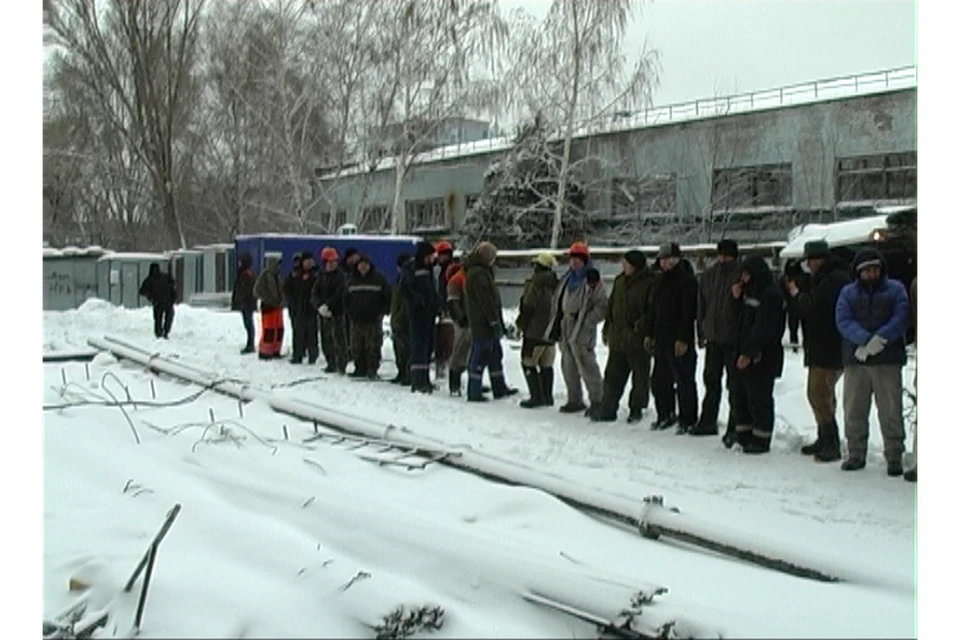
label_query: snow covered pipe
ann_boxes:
[88,335,903,590]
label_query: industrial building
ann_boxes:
[309,66,916,245]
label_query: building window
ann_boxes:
[836,151,916,203]
[712,163,792,212]
[359,206,390,233]
[405,198,447,231]
[611,175,677,221]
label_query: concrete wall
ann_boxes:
[312,88,916,236]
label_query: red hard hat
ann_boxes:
[434,240,454,255]
[320,247,338,262]
[568,242,589,258]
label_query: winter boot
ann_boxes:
[813,421,841,462]
[800,423,823,456]
[651,414,677,431]
[559,401,587,414]
[688,419,718,436]
[519,367,544,409]
[626,409,644,424]
[324,363,337,373]
[887,459,904,477]
[241,345,255,355]
[467,394,489,403]
[493,383,519,400]
[540,367,555,406]
[841,457,866,471]
[904,467,917,482]
[584,403,603,419]
[448,368,463,396]
[742,435,772,454]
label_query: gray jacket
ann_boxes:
[545,272,608,349]
[697,259,742,346]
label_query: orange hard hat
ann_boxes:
[434,240,454,255]
[320,247,338,262]
[568,242,590,259]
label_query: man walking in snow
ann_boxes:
[312,247,348,373]
[693,239,742,437]
[463,241,518,402]
[649,243,699,432]
[728,256,787,454]
[544,242,608,418]
[783,240,851,462]
[835,249,910,475]
[139,262,177,339]
[231,252,257,354]
[516,253,560,409]
[344,255,391,379]
[593,249,657,423]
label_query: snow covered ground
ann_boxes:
[41,300,918,638]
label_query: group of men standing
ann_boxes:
[228,235,917,480]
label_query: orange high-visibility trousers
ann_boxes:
[258,307,285,358]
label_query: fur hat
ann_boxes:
[656,242,681,259]
[476,241,498,264]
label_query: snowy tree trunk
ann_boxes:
[550,3,581,250]
[391,156,408,235]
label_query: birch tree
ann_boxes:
[504,0,660,248]
[44,0,207,249]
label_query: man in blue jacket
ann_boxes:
[835,248,910,475]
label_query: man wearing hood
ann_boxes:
[231,252,257,354]
[463,241,518,401]
[835,248,910,475]
[312,247,348,373]
[254,258,285,359]
[399,241,439,393]
[139,262,178,339]
[650,243,699,432]
[694,239,742,436]
[729,256,786,453]
[282,254,303,357]
[593,250,657,423]
[344,254,391,379]
[783,240,851,461]
[516,253,560,408]
[544,242,608,418]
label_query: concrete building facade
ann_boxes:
[310,67,916,244]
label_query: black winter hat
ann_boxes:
[585,267,601,285]
[802,240,830,260]
[414,240,435,262]
[623,249,646,270]
[396,252,410,268]
[717,239,739,258]
[741,256,773,288]
[852,248,885,273]
[300,250,315,261]
[356,253,372,267]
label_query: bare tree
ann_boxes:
[357,0,507,234]
[44,0,207,249]
[503,0,659,248]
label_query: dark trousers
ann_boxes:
[788,311,800,344]
[350,320,383,375]
[392,321,411,380]
[320,315,348,371]
[241,310,255,348]
[601,349,651,416]
[651,341,698,426]
[409,313,436,387]
[700,342,737,427]
[292,313,319,362]
[467,337,508,398]
[152,304,174,338]
[730,367,776,440]
[289,309,300,357]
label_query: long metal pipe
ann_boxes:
[88,335,907,591]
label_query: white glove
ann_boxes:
[319,304,332,318]
[854,346,870,362]
[863,334,887,357]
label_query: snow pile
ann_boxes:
[42,303,917,637]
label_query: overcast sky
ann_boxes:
[502,0,917,107]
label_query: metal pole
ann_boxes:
[133,543,158,631]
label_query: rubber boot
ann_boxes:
[519,367,544,408]
[800,422,823,456]
[448,368,463,396]
[814,420,841,462]
[540,367,555,406]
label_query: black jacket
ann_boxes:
[737,257,787,378]
[311,268,347,317]
[398,255,438,322]
[287,266,319,319]
[345,267,391,324]
[652,259,698,346]
[697,259,742,346]
[139,264,177,307]
[786,255,850,369]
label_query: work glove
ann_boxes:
[854,345,870,363]
[319,304,332,318]
[491,322,504,340]
[863,334,887,357]
[643,337,655,355]
[674,340,689,357]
